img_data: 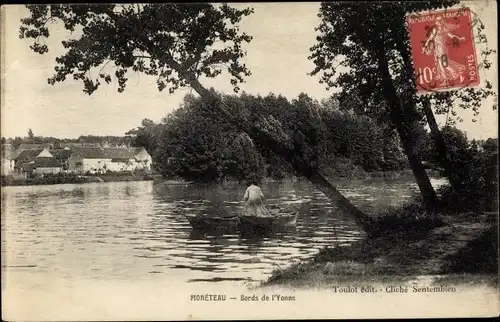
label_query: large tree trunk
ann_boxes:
[185,74,373,230]
[396,37,459,193]
[420,97,460,190]
[375,47,440,212]
[101,8,373,229]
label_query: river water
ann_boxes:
[1,177,448,288]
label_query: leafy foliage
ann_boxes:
[309,1,496,125]
[144,92,409,183]
[3,135,132,149]
[20,4,254,95]
[308,1,497,209]
[125,118,162,154]
[437,132,498,212]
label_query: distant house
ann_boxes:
[14,147,52,160]
[14,148,55,177]
[14,148,53,167]
[103,147,136,172]
[16,157,62,178]
[32,157,62,175]
[68,147,110,174]
[131,147,153,171]
[1,144,15,175]
[67,146,153,174]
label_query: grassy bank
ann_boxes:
[1,168,435,187]
[1,174,91,186]
[1,172,154,187]
[262,210,498,289]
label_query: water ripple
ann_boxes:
[2,178,445,285]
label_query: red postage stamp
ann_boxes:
[406,7,480,93]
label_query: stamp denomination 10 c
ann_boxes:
[406,7,480,93]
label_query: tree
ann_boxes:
[308,1,496,211]
[482,138,498,154]
[221,132,266,183]
[126,118,161,154]
[399,3,496,191]
[155,93,240,182]
[12,137,24,149]
[309,2,439,211]
[309,1,496,204]
[20,4,373,230]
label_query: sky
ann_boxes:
[1,2,498,140]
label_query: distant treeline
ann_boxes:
[2,134,132,149]
[4,91,496,187]
[123,91,497,183]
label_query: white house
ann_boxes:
[67,146,153,174]
[103,147,136,172]
[68,147,111,174]
[32,157,63,175]
[131,147,153,171]
[1,144,15,176]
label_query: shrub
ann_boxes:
[438,149,498,212]
[366,200,445,237]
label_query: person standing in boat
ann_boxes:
[243,180,269,217]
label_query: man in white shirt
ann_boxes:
[243,181,268,217]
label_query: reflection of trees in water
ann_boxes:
[189,227,238,240]
[238,236,264,253]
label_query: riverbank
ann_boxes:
[1,168,443,187]
[262,211,498,289]
[0,173,156,187]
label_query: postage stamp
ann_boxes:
[406,7,480,93]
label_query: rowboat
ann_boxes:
[184,214,239,230]
[238,212,299,234]
[184,210,299,236]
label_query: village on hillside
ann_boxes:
[1,141,153,178]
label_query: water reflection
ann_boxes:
[2,177,447,286]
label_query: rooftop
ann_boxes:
[34,157,61,168]
[73,147,108,159]
[14,148,46,162]
[104,147,135,160]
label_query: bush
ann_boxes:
[1,175,14,186]
[320,157,367,179]
[438,149,498,212]
[425,128,499,213]
[366,201,445,237]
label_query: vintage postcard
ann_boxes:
[1,2,498,321]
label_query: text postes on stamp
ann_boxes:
[406,7,480,93]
